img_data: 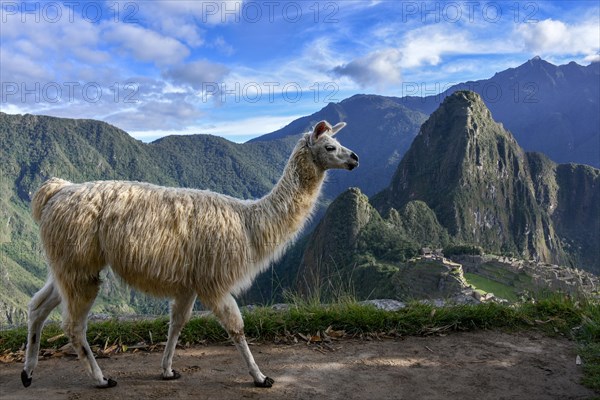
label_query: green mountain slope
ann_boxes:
[149,134,296,198]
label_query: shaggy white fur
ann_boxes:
[21,120,358,389]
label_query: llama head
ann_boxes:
[307,121,359,171]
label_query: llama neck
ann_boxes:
[248,141,325,262]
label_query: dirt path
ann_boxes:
[0,331,595,400]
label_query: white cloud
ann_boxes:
[400,26,481,68]
[515,18,600,58]
[131,1,246,49]
[103,24,190,65]
[162,60,231,90]
[218,38,340,93]
[584,53,600,63]
[329,23,517,90]
[0,48,50,82]
[0,103,30,115]
[205,38,343,103]
[332,48,402,89]
[0,10,108,81]
[156,18,205,47]
[299,38,341,75]
[212,36,235,56]
[71,47,111,65]
[3,0,598,143]
[105,95,204,132]
[200,115,305,138]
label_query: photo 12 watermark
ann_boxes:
[201,81,339,104]
[401,81,540,104]
[399,1,539,23]
[201,1,340,23]
[1,82,139,104]
[1,1,139,23]
[0,1,340,24]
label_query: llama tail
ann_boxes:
[31,178,71,223]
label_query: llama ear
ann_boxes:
[310,120,332,144]
[330,122,346,136]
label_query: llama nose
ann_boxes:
[350,152,359,162]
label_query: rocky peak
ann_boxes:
[373,90,563,265]
[378,90,523,210]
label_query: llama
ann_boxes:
[21,120,358,389]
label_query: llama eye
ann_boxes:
[325,145,336,152]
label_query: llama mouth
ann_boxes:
[347,162,358,171]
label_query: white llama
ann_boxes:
[21,120,358,389]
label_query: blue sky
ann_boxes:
[1,1,598,142]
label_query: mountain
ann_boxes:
[399,57,600,167]
[373,91,599,271]
[0,93,428,324]
[374,91,554,259]
[266,91,599,303]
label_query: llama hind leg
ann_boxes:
[161,292,196,380]
[211,293,274,388]
[21,278,62,387]
[60,275,116,388]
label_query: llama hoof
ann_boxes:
[162,370,181,380]
[21,370,32,387]
[254,376,274,388]
[97,377,117,388]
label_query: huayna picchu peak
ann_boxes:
[373,91,599,273]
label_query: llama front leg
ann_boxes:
[22,279,61,387]
[161,292,196,380]
[211,293,274,388]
